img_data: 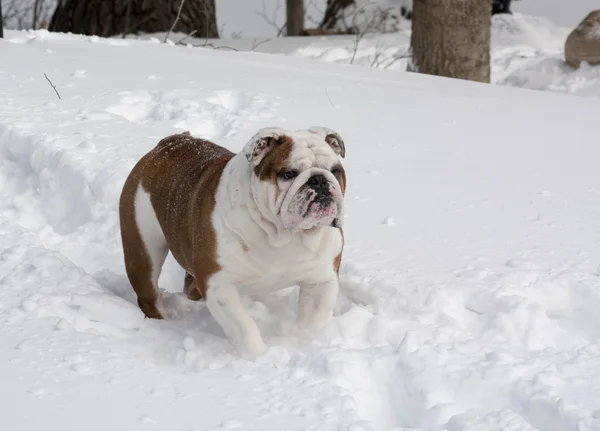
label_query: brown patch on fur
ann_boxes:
[253,135,295,183]
[119,132,234,318]
[334,164,347,196]
[184,272,203,301]
[333,164,346,276]
[334,227,344,276]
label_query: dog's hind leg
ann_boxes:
[183,272,204,301]
[120,181,169,319]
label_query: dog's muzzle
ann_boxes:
[307,174,333,205]
[279,171,343,230]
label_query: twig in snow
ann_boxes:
[44,73,61,99]
[164,0,186,43]
[325,88,336,108]
[177,30,197,45]
[251,38,271,51]
[190,41,239,51]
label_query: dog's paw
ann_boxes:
[236,336,268,361]
[255,345,291,365]
[138,296,168,320]
[297,312,333,332]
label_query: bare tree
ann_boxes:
[48,0,218,39]
[409,0,491,83]
[286,0,304,36]
[0,1,3,37]
[2,0,56,30]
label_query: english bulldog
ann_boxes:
[119,126,346,359]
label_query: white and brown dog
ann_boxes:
[119,126,346,359]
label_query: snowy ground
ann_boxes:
[3,16,600,431]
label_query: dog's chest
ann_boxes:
[219,227,341,294]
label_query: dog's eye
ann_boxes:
[280,170,298,180]
[331,167,341,177]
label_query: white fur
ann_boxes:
[134,183,169,317]
[207,127,345,359]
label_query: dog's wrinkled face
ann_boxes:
[244,127,346,231]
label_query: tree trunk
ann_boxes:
[319,0,353,30]
[0,1,3,38]
[48,0,218,39]
[33,0,41,30]
[409,0,491,83]
[286,0,304,36]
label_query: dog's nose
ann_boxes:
[307,174,328,189]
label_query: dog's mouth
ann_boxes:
[303,194,334,217]
[280,183,343,230]
[298,190,339,228]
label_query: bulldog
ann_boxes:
[119,126,346,359]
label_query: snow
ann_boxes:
[3,7,600,431]
[512,0,599,29]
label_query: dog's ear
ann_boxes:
[308,126,345,158]
[244,127,288,166]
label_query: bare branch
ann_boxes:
[123,12,156,36]
[369,40,386,68]
[381,51,411,69]
[177,30,197,45]
[44,73,61,100]
[255,0,286,37]
[349,5,370,64]
[164,0,186,43]
[190,41,239,51]
[251,38,271,51]
[349,1,392,65]
[368,42,411,70]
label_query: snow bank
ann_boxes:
[284,13,600,97]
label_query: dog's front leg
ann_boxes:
[206,276,267,359]
[297,276,339,330]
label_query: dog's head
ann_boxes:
[243,126,346,231]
